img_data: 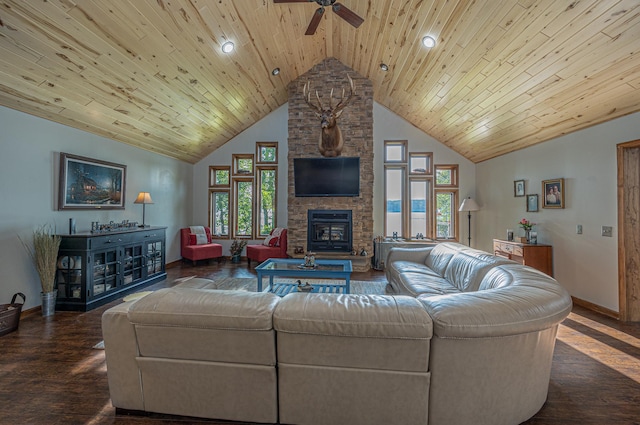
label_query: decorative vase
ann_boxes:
[231,254,240,263]
[41,290,57,317]
[525,230,531,243]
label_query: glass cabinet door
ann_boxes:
[92,249,118,297]
[123,244,144,286]
[147,240,164,276]
[56,255,83,300]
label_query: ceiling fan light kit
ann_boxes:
[275,0,364,35]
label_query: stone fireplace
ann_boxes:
[286,58,374,271]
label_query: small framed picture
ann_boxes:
[542,178,565,209]
[527,194,539,212]
[514,180,525,197]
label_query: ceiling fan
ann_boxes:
[274,0,364,35]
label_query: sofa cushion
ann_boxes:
[127,288,280,365]
[274,293,433,372]
[397,272,461,297]
[442,250,512,292]
[424,243,464,276]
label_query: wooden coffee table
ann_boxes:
[255,258,353,296]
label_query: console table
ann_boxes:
[55,227,167,311]
[493,239,553,277]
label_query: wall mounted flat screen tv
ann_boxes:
[294,157,360,197]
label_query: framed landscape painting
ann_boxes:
[58,153,126,210]
[542,178,564,209]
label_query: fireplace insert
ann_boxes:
[307,209,352,252]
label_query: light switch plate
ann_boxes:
[602,226,613,237]
[577,224,582,234]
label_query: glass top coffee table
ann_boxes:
[255,258,353,296]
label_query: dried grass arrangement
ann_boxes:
[21,225,62,293]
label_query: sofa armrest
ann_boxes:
[418,281,572,338]
[386,247,433,267]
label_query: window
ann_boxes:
[257,166,277,236]
[233,154,254,176]
[384,165,406,237]
[384,140,407,163]
[209,190,229,238]
[434,164,458,187]
[233,178,254,237]
[209,166,230,187]
[435,189,458,240]
[384,141,459,240]
[256,142,278,163]
[410,178,432,238]
[409,152,433,175]
[209,143,279,240]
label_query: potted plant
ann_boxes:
[229,239,247,263]
[21,225,62,316]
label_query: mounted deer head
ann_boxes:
[303,74,355,157]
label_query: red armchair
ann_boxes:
[180,227,223,265]
[246,228,288,266]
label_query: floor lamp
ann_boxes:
[134,192,154,227]
[459,197,480,246]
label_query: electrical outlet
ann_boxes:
[576,224,582,234]
[602,226,613,237]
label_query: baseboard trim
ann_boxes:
[571,296,619,320]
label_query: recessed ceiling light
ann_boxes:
[380,63,389,71]
[422,36,436,48]
[221,41,234,53]
[272,68,280,76]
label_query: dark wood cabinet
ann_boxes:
[55,227,167,311]
[493,239,553,277]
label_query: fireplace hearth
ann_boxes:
[307,210,352,253]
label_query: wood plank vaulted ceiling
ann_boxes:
[0,0,639,164]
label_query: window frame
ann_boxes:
[209,166,230,188]
[383,164,407,238]
[384,140,408,163]
[208,189,230,239]
[434,164,459,188]
[232,154,254,176]
[256,165,278,237]
[409,152,433,175]
[409,176,433,239]
[434,189,459,241]
[256,142,278,164]
[232,177,255,239]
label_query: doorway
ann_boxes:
[617,139,640,321]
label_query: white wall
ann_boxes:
[373,103,477,241]
[476,112,640,313]
[0,106,192,310]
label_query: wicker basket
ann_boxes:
[0,293,25,337]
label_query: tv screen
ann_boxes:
[294,157,360,197]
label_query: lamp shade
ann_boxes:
[459,197,479,212]
[134,192,154,204]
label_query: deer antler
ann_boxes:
[333,74,355,116]
[303,81,322,115]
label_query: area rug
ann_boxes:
[176,276,387,295]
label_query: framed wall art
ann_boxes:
[514,179,525,197]
[58,153,126,210]
[542,178,565,209]
[527,194,539,212]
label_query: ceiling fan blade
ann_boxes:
[332,3,364,28]
[273,0,311,3]
[305,8,324,35]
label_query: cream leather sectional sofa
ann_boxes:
[102,242,572,425]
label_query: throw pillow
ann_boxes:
[189,234,208,245]
[263,235,279,247]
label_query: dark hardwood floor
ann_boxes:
[1,260,639,425]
